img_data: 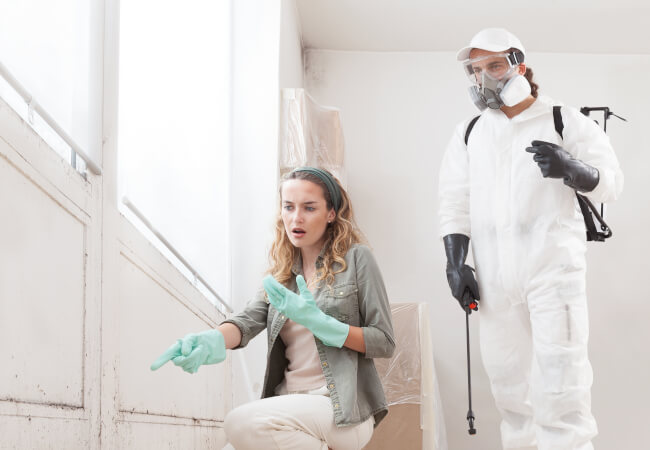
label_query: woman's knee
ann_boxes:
[224,405,264,447]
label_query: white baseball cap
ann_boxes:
[457,28,526,61]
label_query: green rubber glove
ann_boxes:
[263,275,350,348]
[150,329,226,374]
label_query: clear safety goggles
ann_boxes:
[462,52,520,85]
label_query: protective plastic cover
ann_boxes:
[279,88,344,178]
[370,303,448,450]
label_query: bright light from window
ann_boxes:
[0,0,101,168]
[118,0,231,302]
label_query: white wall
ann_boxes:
[304,49,650,450]
[229,0,304,408]
[280,0,304,89]
[0,96,101,448]
[230,0,281,406]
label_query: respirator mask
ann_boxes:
[462,51,530,111]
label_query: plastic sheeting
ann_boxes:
[375,304,422,406]
[279,88,344,178]
[367,303,448,450]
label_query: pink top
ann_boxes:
[279,318,327,392]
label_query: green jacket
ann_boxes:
[223,244,395,427]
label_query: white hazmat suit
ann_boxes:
[438,96,623,449]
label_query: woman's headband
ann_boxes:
[290,167,342,212]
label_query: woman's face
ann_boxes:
[281,179,336,252]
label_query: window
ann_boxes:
[0,0,102,172]
[118,0,232,305]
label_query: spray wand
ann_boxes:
[464,297,479,435]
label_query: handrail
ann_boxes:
[122,196,234,313]
[0,60,102,175]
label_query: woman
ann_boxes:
[439,28,623,449]
[152,167,395,450]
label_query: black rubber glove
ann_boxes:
[525,140,599,192]
[443,234,480,311]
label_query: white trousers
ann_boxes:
[480,270,597,450]
[223,392,374,450]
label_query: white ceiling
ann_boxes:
[294,0,650,55]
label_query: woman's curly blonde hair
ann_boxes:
[268,169,365,288]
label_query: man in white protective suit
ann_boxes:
[438,28,623,450]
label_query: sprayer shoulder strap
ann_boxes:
[464,115,481,146]
[552,106,612,242]
[553,105,564,138]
